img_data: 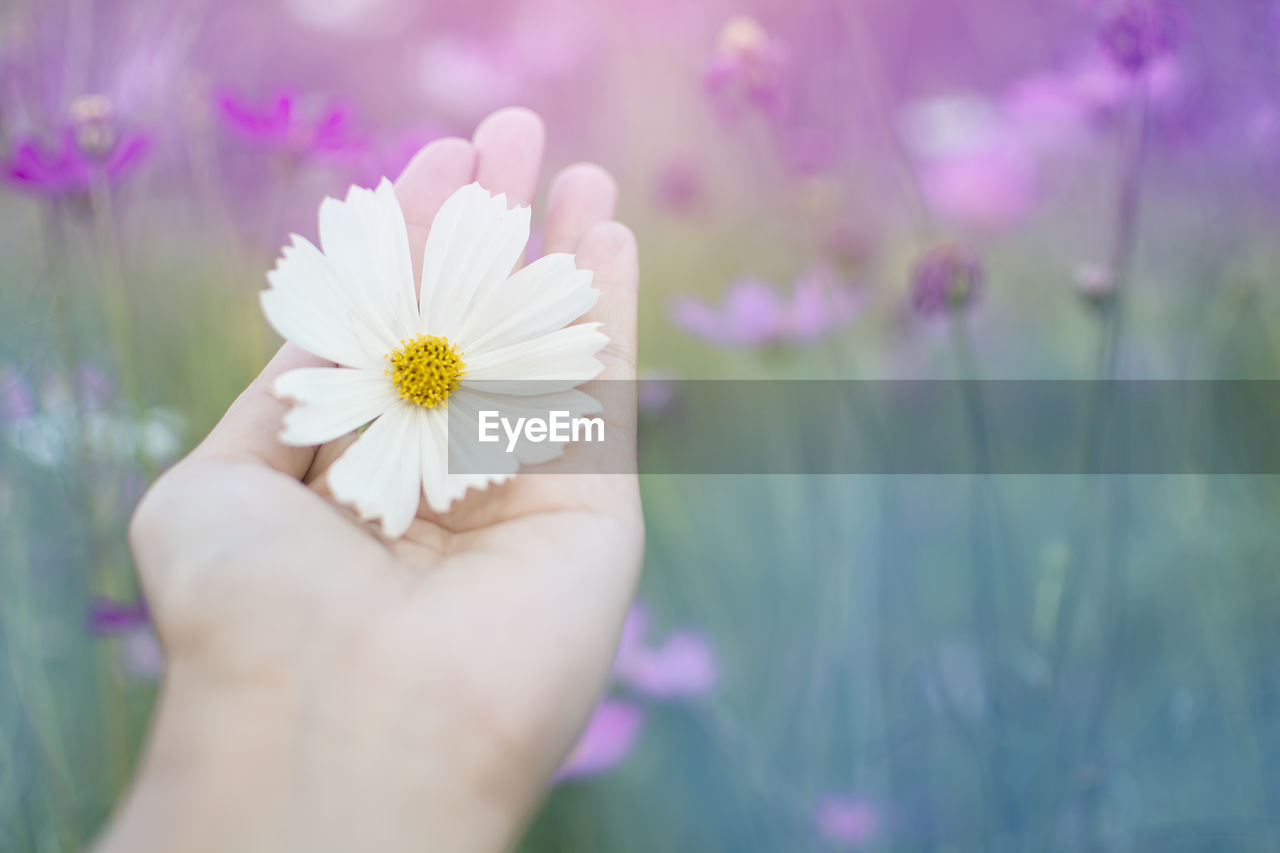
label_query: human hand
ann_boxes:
[96,107,642,853]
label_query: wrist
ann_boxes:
[97,659,533,853]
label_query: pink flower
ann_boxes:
[0,367,35,422]
[652,158,706,215]
[556,700,645,782]
[1099,0,1180,75]
[615,603,717,699]
[87,596,163,681]
[673,265,860,347]
[910,243,984,317]
[814,795,880,848]
[703,16,790,123]
[3,129,149,198]
[216,91,364,157]
[921,138,1037,231]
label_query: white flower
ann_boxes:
[261,179,607,537]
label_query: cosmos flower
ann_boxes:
[3,96,149,198]
[673,265,860,347]
[1099,0,1180,75]
[263,180,607,536]
[615,602,717,698]
[703,16,790,122]
[814,795,880,848]
[87,597,163,681]
[555,699,645,782]
[910,243,984,316]
[555,602,717,783]
[216,91,364,157]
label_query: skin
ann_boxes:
[95,107,642,853]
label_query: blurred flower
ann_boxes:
[415,38,524,118]
[615,602,717,698]
[3,95,150,198]
[703,16,790,122]
[1099,0,1180,75]
[216,91,364,157]
[814,795,880,848]
[4,376,185,468]
[652,158,707,215]
[87,596,148,634]
[555,602,717,784]
[264,181,606,536]
[1074,262,1116,307]
[781,127,840,177]
[921,140,1037,231]
[910,244,984,316]
[674,265,861,347]
[902,94,1038,230]
[0,367,36,422]
[637,370,680,418]
[87,597,163,681]
[556,699,645,782]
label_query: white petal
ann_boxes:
[452,388,600,466]
[461,323,608,394]
[273,367,396,446]
[455,253,599,355]
[317,180,420,344]
[327,402,422,537]
[261,236,391,369]
[420,183,531,337]
[419,406,511,513]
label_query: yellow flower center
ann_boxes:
[387,334,465,408]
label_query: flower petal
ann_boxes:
[451,388,600,466]
[420,183,531,337]
[555,700,645,783]
[418,405,512,513]
[460,323,608,395]
[326,402,422,537]
[454,253,598,354]
[317,179,420,344]
[273,367,396,446]
[261,235,393,369]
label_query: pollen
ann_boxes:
[387,334,465,408]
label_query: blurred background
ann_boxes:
[3,0,1280,849]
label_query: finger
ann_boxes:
[575,221,639,384]
[541,162,617,256]
[471,107,545,208]
[395,136,477,281]
[187,344,328,477]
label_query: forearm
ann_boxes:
[95,664,534,853]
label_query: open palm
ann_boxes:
[121,108,641,853]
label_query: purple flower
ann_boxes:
[3,101,149,199]
[87,597,162,681]
[637,370,680,417]
[921,139,1037,231]
[1099,0,1180,75]
[0,367,35,422]
[703,16,790,123]
[652,158,706,215]
[910,244,984,317]
[615,603,717,699]
[673,265,861,347]
[556,699,645,782]
[814,795,880,848]
[87,596,149,635]
[216,91,364,157]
